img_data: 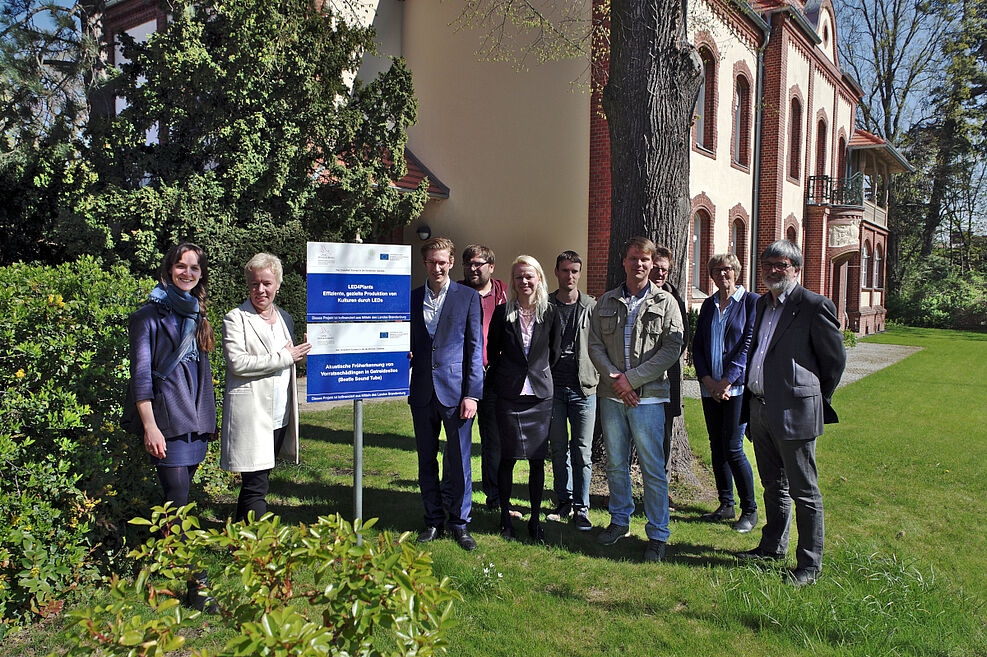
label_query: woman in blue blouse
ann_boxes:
[125,242,218,610]
[691,253,759,533]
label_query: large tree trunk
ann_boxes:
[602,0,701,289]
[600,0,704,490]
[921,114,958,258]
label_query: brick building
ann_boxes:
[105,0,910,334]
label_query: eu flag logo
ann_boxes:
[380,332,388,338]
[379,254,389,260]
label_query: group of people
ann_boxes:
[125,243,311,609]
[409,235,845,586]
[127,233,845,600]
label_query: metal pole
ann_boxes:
[353,398,364,545]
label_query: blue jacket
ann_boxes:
[409,282,484,408]
[691,289,759,388]
[124,303,218,438]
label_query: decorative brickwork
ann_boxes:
[587,0,611,297]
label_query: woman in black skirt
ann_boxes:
[487,255,561,541]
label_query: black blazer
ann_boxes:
[741,284,846,440]
[487,303,562,401]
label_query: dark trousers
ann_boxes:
[701,395,757,512]
[411,395,474,529]
[477,391,501,505]
[749,400,824,571]
[156,464,199,508]
[235,425,288,523]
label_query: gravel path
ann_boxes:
[682,340,922,399]
[298,341,921,411]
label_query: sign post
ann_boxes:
[306,242,411,544]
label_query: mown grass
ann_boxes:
[4,327,986,656]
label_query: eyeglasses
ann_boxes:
[762,261,794,272]
[466,261,489,269]
[712,266,734,275]
[652,267,669,275]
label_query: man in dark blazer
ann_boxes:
[738,240,846,586]
[409,237,484,551]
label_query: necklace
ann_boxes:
[257,306,275,320]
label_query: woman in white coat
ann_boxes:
[221,253,311,522]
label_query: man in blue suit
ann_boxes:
[409,237,484,551]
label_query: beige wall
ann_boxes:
[782,40,812,236]
[688,0,758,291]
[401,1,592,290]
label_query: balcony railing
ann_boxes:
[807,172,863,207]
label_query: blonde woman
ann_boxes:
[221,253,310,522]
[486,255,561,541]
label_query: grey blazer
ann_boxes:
[742,284,846,440]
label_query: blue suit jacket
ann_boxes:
[124,303,218,438]
[691,289,759,388]
[409,281,484,408]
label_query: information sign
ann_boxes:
[306,242,411,322]
[306,322,410,403]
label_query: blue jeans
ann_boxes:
[548,387,596,511]
[600,398,669,541]
[701,395,757,512]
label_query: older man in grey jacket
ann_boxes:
[589,237,684,563]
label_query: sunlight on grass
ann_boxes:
[715,543,986,656]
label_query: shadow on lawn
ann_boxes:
[300,422,418,453]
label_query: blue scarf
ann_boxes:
[148,282,200,380]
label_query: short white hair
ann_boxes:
[244,252,283,285]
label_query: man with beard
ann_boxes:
[459,244,509,511]
[737,240,845,586]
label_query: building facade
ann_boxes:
[104,0,909,335]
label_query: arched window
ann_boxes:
[789,97,802,180]
[733,76,751,166]
[861,242,872,289]
[874,245,884,289]
[695,49,716,151]
[837,135,847,178]
[692,211,711,293]
[786,226,797,243]
[815,119,828,176]
[731,219,747,286]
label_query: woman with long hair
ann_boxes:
[125,242,218,610]
[487,255,561,541]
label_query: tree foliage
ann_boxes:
[2,0,427,333]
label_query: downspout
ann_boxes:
[750,18,771,285]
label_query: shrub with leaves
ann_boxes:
[59,505,460,657]
[0,258,228,633]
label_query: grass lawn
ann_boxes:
[5,327,986,656]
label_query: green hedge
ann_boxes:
[887,259,987,330]
[0,258,229,633]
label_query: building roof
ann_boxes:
[389,149,450,199]
[848,129,914,174]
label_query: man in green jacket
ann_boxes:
[588,237,684,562]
